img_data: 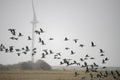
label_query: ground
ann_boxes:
[0,70,119,80]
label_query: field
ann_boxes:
[0,70,119,80]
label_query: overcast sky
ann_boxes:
[0,0,120,67]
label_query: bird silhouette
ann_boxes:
[90,57,95,59]
[9,46,14,52]
[49,50,53,54]
[5,49,9,53]
[71,50,75,55]
[10,37,18,40]
[43,49,48,55]
[11,29,16,35]
[79,44,84,48]
[91,41,96,47]
[32,48,36,51]
[65,47,70,50]
[60,61,64,65]
[54,55,58,59]
[102,59,105,64]
[74,72,79,77]
[28,36,32,40]
[41,40,46,45]
[115,70,120,77]
[84,61,88,67]
[56,52,61,56]
[90,73,94,79]
[99,49,104,53]
[25,46,30,52]
[64,37,69,41]
[105,70,108,77]
[23,51,27,55]
[21,47,25,50]
[32,53,35,56]
[73,39,78,43]
[41,53,45,58]
[18,33,23,37]
[34,50,36,53]
[38,37,42,43]
[105,57,109,61]
[85,66,89,73]
[111,70,114,75]
[80,58,84,61]
[100,53,105,56]
[85,54,89,57]
[35,30,40,35]
[17,53,20,56]
[101,66,106,69]
[8,28,16,36]
[93,62,99,67]
[15,49,20,52]
[40,28,45,33]
[49,38,54,40]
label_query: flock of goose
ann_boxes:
[0,27,120,80]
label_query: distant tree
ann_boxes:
[35,60,51,70]
[0,64,9,70]
[20,61,33,70]
[0,60,51,70]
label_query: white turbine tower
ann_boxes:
[31,0,38,62]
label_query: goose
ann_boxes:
[10,37,18,40]
[23,51,27,55]
[39,37,42,43]
[41,53,45,58]
[35,30,40,35]
[9,46,14,52]
[74,72,79,77]
[71,50,75,55]
[79,44,84,47]
[115,70,120,76]
[90,57,95,59]
[91,41,96,47]
[18,33,23,37]
[8,28,16,36]
[49,38,54,40]
[99,49,104,53]
[41,40,45,45]
[28,36,32,40]
[40,28,45,33]
[102,59,105,64]
[85,54,89,57]
[73,39,78,43]
[49,50,53,54]
[105,57,109,61]
[17,53,20,56]
[43,49,48,55]
[15,49,20,52]
[64,37,69,41]
[80,58,84,61]
[100,54,105,56]
[65,47,70,50]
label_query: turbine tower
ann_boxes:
[31,0,38,62]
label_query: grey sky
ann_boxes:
[0,0,120,67]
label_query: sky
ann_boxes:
[0,0,120,67]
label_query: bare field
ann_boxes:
[0,70,119,80]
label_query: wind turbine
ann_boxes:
[31,0,38,62]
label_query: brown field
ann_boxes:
[0,70,119,80]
